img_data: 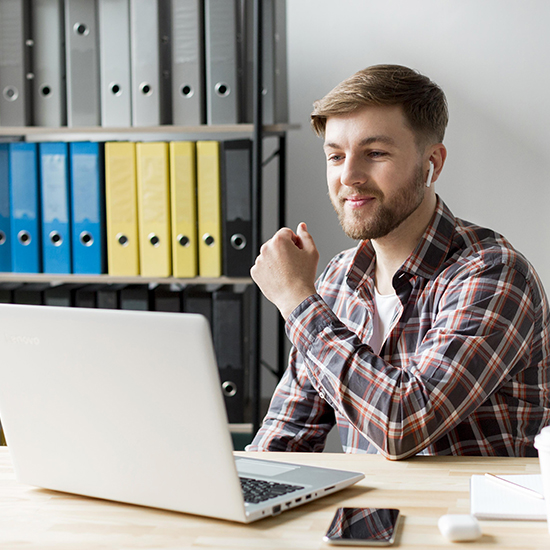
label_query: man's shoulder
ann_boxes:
[450,217,538,284]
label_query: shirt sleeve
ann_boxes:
[285,259,540,460]
[246,345,336,452]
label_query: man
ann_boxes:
[247,64,550,459]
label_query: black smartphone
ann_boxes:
[323,507,401,546]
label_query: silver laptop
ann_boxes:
[0,303,364,523]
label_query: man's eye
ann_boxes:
[369,151,387,158]
[328,154,343,162]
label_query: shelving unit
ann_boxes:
[0,0,295,438]
[0,273,252,286]
[0,123,298,137]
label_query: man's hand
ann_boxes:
[250,223,319,319]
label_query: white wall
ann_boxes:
[285,0,550,288]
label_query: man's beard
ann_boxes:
[331,163,425,241]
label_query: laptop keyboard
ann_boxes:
[240,476,304,504]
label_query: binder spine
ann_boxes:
[196,140,222,277]
[39,141,72,274]
[129,0,161,127]
[204,0,239,124]
[64,0,101,127]
[170,141,198,278]
[32,0,67,127]
[170,0,205,125]
[0,0,32,126]
[213,288,246,423]
[69,141,106,274]
[9,142,41,273]
[104,141,140,276]
[221,139,253,277]
[136,142,172,277]
[98,0,132,127]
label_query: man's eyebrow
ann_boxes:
[324,135,397,150]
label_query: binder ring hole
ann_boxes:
[3,86,18,101]
[177,234,190,247]
[74,23,89,36]
[230,233,247,251]
[140,83,153,96]
[181,85,193,98]
[149,233,160,247]
[222,381,237,397]
[40,85,51,97]
[117,233,129,247]
[80,231,94,247]
[215,83,230,97]
[49,231,63,247]
[0,231,6,245]
[110,83,121,95]
[18,230,31,246]
[203,234,215,247]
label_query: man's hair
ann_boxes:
[311,64,449,146]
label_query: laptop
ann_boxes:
[0,303,364,523]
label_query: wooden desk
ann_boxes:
[0,448,547,549]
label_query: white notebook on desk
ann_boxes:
[470,474,546,520]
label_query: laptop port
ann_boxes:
[305,494,312,500]
[295,497,302,503]
[324,486,335,492]
[272,505,281,515]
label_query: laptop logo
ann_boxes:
[4,333,40,346]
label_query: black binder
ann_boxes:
[213,287,247,423]
[152,284,183,312]
[13,283,50,305]
[74,285,104,308]
[183,286,213,328]
[97,284,126,309]
[120,285,151,311]
[221,140,253,277]
[43,284,82,307]
[0,283,22,304]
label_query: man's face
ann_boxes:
[324,105,427,241]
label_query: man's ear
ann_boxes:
[426,144,447,186]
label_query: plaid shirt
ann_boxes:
[249,197,550,459]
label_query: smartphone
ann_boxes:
[323,507,400,546]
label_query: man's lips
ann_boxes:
[342,195,376,208]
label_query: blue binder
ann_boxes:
[8,142,41,273]
[0,144,11,272]
[69,142,106,274]
[39,142,71,274]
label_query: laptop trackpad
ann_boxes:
[236,458,299,477]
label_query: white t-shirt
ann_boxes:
[369,287,400,355]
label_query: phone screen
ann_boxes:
[323,507,400,546]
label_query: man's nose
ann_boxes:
[340,156,368,187]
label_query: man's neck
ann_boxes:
[373,193,437,295]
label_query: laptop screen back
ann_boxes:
[0,304,247,522]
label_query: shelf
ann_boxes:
[0,123,300,141]
[0,273,252,286]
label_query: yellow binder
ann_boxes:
[104,142,140,276]
[136,142,172,277]
[169,141,198,278]
[196,141,222,277]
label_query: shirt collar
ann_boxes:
[346,196,456,291]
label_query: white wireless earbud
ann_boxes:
[426,161,435,188]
